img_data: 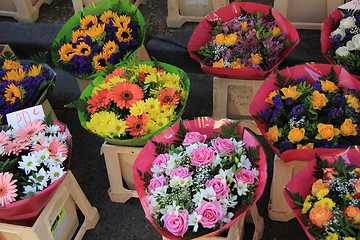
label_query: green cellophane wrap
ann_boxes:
[77,61,190,146]
[50,0,146,80]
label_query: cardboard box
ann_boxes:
[0,0,53,22]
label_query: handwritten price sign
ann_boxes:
[339,0,360,11]
[6,105,45,130]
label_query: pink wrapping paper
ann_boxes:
[284,148,360,240]
[133,118,267,239]
[187,2,299,79]
[0,121,72,222]
[249,63,360,162]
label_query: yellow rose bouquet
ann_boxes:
[250,64,360,162]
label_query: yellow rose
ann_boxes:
[213,58,224,68]
[340,118,357,136]
[272,26,281,36]
[231,61,244,69]
[281,86,301,100]
[265,90,280,105]
[266,125,281,144]
[241,21,248,32]
[249,53,262,65]
[213,33,225,44]
[346,94,360,112]
[311,179,330,196]
[224,33,238,46]
[344,205,360,223]
[316,123,340,141]
[297,143,314,149]
[310,90,329,109]
[288,127,305,143]
[309,205,332,228]
[321,80,339,92]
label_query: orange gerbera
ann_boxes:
[117,27,133,42]
[75,42,92,56]
[126,113,147,136]
[87,89,111,114]
[3,60,21,70]
[80,15,98,30]
[105,67,125,83]
[72,30,86,43]
[93,53,110,72]
[4,84,22,104]
[59,43,75,62]
[157,88,181,106]
[109,82,144,109]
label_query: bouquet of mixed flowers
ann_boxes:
[0,117,71,221]
[0,55,55,125]
[188,2,299,79]
[322,6,360,77]
[133,118,267,239]
[250,63,360,162]
[284,150,360,240]
[69,61,190,146]
[51,0,145,80]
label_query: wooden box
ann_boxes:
[0,44,15,57]
[0,170,100,240]
[72,0,148,13]
[0,0,53,22]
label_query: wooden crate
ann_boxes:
[100,142,141,203]
[72,0,148,13]
[0,44,15,57]
[163,204,264,240]
[273,0,345,30]
[0,0,53,22]
[167,0,229,28]
[268,155,309,222]
[212,77,266,135]
[0,170,100,240]
[41,99,58,122]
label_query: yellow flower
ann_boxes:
[162,72,182,89]
[27,64,42,77]
[249,53,262,65]
[266,125,281,144]
[100,10,120,24]
[343,237,356,240]
[346,94,360,112]
[71,30,86,43]
[107,118,127,137]
[3,59,21,70]
[325,233,338,240]
[281,86,301,100]
[241,21,248,32]
[340,118,357,136]
[93,53,110,72]
[310,90,328,109]
[213,58,224,68]
[301,201,312,214]
[224,33,238,46]
[58,43,75,62]
[213,33,226,45]
[346,191,354,200]
[113,15,131,28]
[265,90,280,105]
[297,143,314,149]
[102,41,117,55]
[272,26,281,36]
[288,127,305,143]
[4,83,22,104]
[138,64,157,75]
[74,42,92,57]
[129,100,146,116]
[316,188,329,199]
[80,15,98,30]
[321,80,339,92]
[86,23,105,38]
[117,27,133,42]
[0,114,2,122]
[314,197,336,209]
[316,123,340,141]
[86,111,117,137]
[3,68,26,82]
[231,61,244,69]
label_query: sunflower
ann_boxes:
[100,11,120,24]
[117,27,133,42]
[93,52,110,72]
[58,43,75,62]
[103,40,117,55]
[157,87,181,106]
[86,23,106,38]
[3,68,26,82]
[27,64,42,77]
[72,30,87,43]
[126,113,147,136]
[75,42,92,56]
[80,15,98,30]
[113,15,131,28]
[109,82,144,109]
[4,83,22,104]
[3,60,21,70]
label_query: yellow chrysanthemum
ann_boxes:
[100,11,120,24]
[313,197,335,209]
[137,64,157,75]
[86,111,117,137]
[117,27,133,42]
[343,237,356,240]
[144,98,161,115]
[58,43,75,62]
[71,30,86,43]
[92,82,113,94]
[3,59,21,70]
[80,15,98,30]
[74,42,92,56]
[145,119,158,134]
[27,64,42,77]
[154,114,171,129]
[107,118,127,137]
[93,52,110,72]
[103,40,117,55]
[325,233,338,240]
[346,191,354,200]
[129,100,146,116]
[162,72,182,89]
[144,73,159,84]
[3,68,26,82]
[301,201,312,214]
[86,23,105,38]
[113,15,131,28]
[249,53,262,65]
[316,188,329,199]
[4,83,22,104]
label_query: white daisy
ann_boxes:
[18,154,40,174]
[48,165,65,184]
[45,124,61,134]
[22,185,38,197]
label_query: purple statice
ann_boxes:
[270,108,282,124]
[314,139,333,149]
[296,76,307,84]
[326,107,344,121]
[311,81,322,91]
[279,139,293,153]
[287,104,305,119]
[262,107,272,120]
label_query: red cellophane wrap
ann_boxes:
[187,2,299,79]
[133,118,267,239]
[283,148,360,240]
[249,63,360,162]
[0,121,72,223]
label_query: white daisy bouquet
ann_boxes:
[0,118,71,221]
[133,118,267,239]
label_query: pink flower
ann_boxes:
[0,172,17,206]
[191,146,215,167]
[163,209,189,237]
[14,119,46,143]
[211,137,235,156]
[170,166,193,179]
[2,140,30,156]
[183,132,207,146]
[147,175,167,193]
[0,132,10,145]
[196,201,223,228]
[152,153,169,169]
[235,169,255,184]
[205,178,230,199]
[32,138,68,158]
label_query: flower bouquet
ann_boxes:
[321,6,360,77]
[284,150,360,240]
[0,118,71,222]
[133,118,267,239]
[50,0,145,80]
[250,63,360,162]
[188,2,299,79]
[69,61,190,146]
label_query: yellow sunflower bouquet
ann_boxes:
[68,61,190,146]
[50,0,145,80]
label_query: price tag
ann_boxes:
[339,0,360,11]
[6,105,45,130]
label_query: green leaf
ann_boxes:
[29,51,48,65]
[313,154,329,179]
[284,188,304,209]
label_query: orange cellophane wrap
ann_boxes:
[187,2,299,79]
[249,63,360,162]
[133,118,267,239]
[0,121,72,223]
[283,148,360,240]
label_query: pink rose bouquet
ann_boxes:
[133,118,267,239]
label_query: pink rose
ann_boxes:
[196,201,223,229]
[191,146,215,167]
[152,153,169,169]
[205,178,230,199]
[211,137,235,156]
[147,175,167,193]
[183,132,207,146]
[235,169,255,184]
[170,166,193,179]
[163,209,189,237]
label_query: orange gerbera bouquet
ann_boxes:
[69,61,190,146]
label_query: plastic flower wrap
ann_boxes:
[133,118,267,239]
[70,61,190,146]
[0,57,55,125]
[188,2,299,79]
[284,150,360,240]
[250,63,360,162]
[51,0,145,80]
[0,118,71,221]
[322,7,360,77]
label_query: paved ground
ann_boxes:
[0,0,331,239]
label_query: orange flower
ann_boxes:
[311,179,330,196]
[323,168,338,180]
[316,123,340,141]
[113,15,131,28]
[249,53,262,65]
[281,86,301,100]
[321,80,339,92]
[109,82,144,109]
[3,68,26,82]
[71,30,86,43]
[105,67,125,83]
[272,27,281,36]
[224,33,238,46]
[213,58,224,68]
[213,33,226,44]
[87,89,110,114]
[265,90,280,105]
[354,180,360,199]
[288,127,305,143]
[93,52,110,72]
[241,21,248,32]
[344,205,360,223]
[340,118,357,136]
[58,43,75,62]
[100,10,120,24]
[266,125,281,144]
[231,61,244,69]
[346,95,360,112]
[75,42,91,56]
[117,27,133,42]
[157,88,181,106]
[3,60,21,70]
[102,40,117,55]
[4,84,22,104]
[27,64,42,77]
[126,113,147,136]
[310,90,328,109]
[296,143,314,149]
[86,23,105,38]
[80,15,98,30]
[309,205,332,228]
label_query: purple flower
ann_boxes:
[279,139,293,153]
[287,104,305,119]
